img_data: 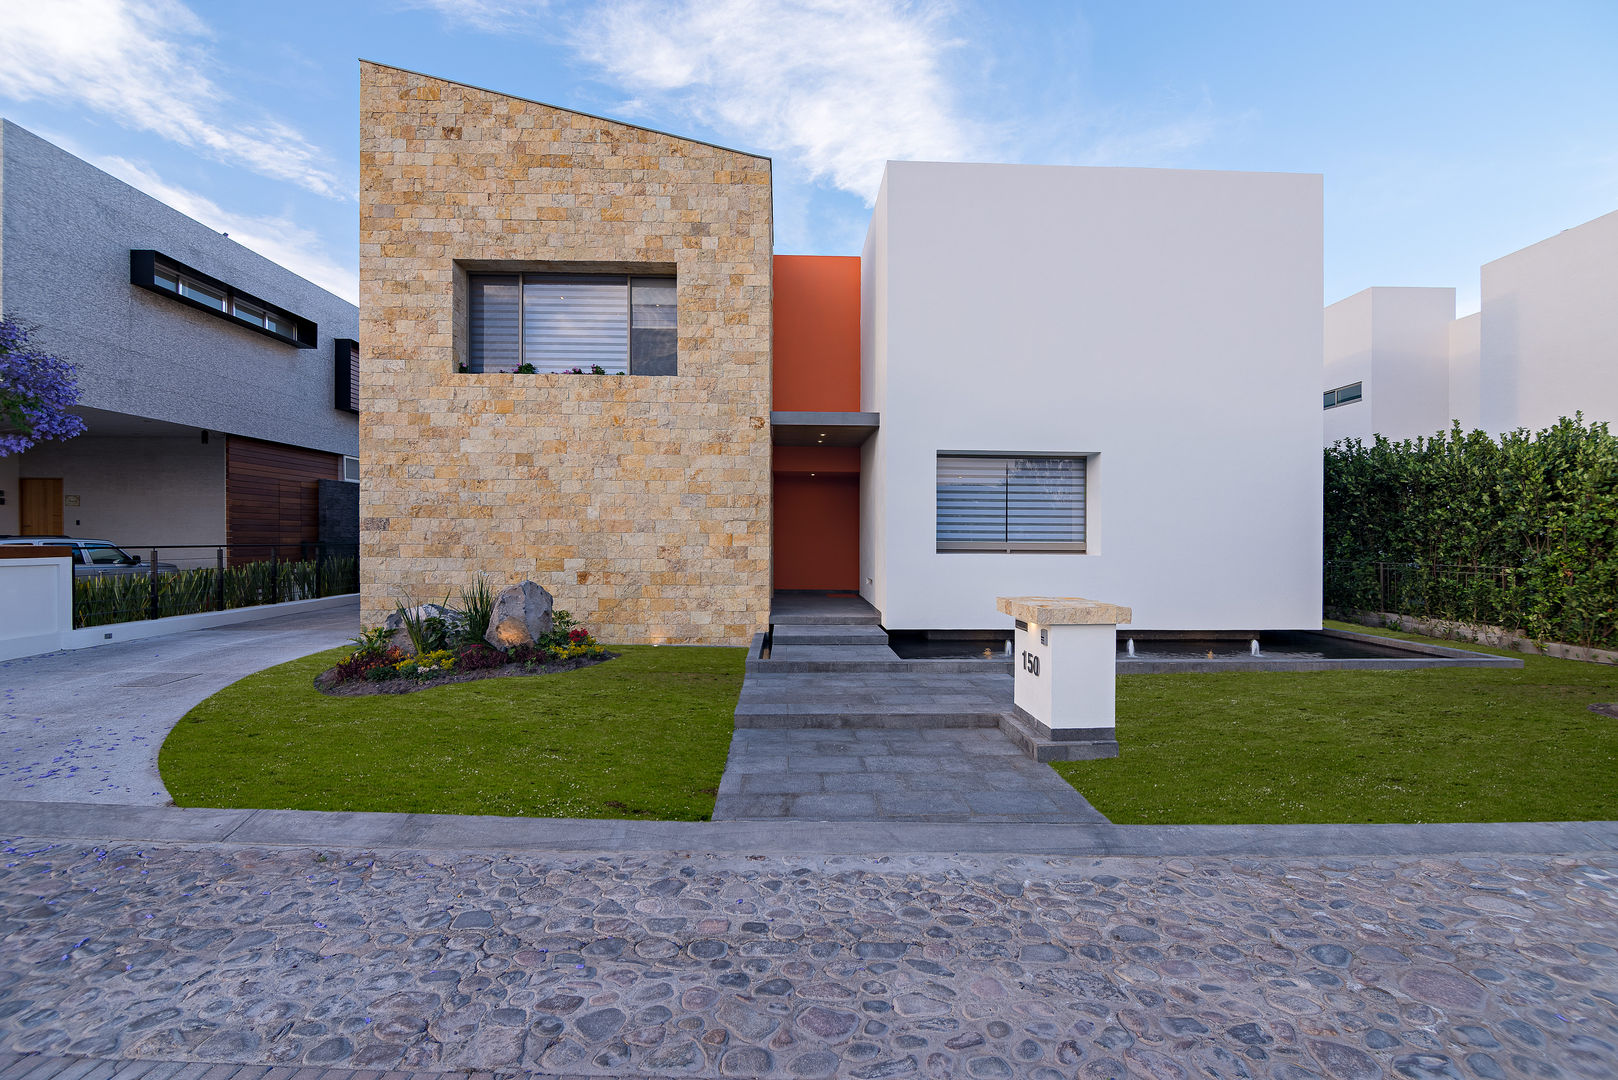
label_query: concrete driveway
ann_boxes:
[0,598,358,804]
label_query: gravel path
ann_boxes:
[2,837,1614,1078]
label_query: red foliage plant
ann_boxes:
[332,647,403,683]
[455,644,509,671]
[510,641,553,664]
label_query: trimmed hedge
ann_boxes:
[1324,416,1618,649]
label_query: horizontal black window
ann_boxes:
[131,250,317,348]
[1324,381,1363,409]
[937,453,1087,553]
[466,272,676,375]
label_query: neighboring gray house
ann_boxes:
[0,121,359,560]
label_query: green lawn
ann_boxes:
[1055,621,1618,825]
[159,645,744,820]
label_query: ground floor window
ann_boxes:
[936,453,1087,553]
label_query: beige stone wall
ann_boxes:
[358,63,772,645]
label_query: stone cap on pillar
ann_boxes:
[996,596,1132,626]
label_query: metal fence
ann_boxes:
[1324,561,1530,629]
[72,544,359,628]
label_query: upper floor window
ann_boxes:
[937,453,1088,553]
[131,250,317,348]
[467,272,676,375]
[1323,382,1363,409]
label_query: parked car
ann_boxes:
[0,536,180,578]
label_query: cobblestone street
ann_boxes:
[2,837,1615,1079]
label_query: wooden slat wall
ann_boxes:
[226,435,341,560]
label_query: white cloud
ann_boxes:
[94,155,358,303]
[0,0,342,198]
[404,0,552,33]
[571,0,975,203]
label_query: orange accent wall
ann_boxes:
[774,474,859,590]
[773,255,861,411]
[772,445,859,475]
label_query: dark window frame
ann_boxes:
[464,270,677,375]
[130,250,318,349]
[334,338,359,413]
[1323,381,1363,409]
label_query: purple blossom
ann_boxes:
[0,316,86,456]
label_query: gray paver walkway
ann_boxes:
[712,729,1107,823]
[1,834,1614,1079]
[0,600,358,804]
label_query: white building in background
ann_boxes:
[861,161,1324,632]
[1323,208,1618,446]
[1323,286,1455,446]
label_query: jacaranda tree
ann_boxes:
[0,316,86,456]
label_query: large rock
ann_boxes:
[485,581,554,648]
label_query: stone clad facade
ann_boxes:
[358,62,772,644]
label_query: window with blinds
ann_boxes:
[936,454,1087,553]
[465,272,676,374]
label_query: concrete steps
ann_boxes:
[770,610,882,625]
[770,623,891,646]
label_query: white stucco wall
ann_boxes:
[16,436,225,548]
[1369,287,1455,443]
[1323,290,1373,446]
[858,175,890,615]
[1480,208,1618,435]
[1448,312,1482,433]
[1323,287,1454,446]
[862,161,1323,631]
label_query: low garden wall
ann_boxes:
[1332,609,1618,666]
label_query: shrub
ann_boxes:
[455,644,509,671]
[1325,415,1618,647]
[333,646,404,683]
[395,649,456,680]
[392,592,452,654]
[350,626,393,658]
[509,641,553,665]
[72,553,359,628]
[363,664,400,682]
[458,575,496,646]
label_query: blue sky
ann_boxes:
[1,0,1613,313]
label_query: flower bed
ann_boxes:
[316,584,612,695]
[315,647,615,696]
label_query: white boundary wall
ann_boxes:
[0,584,353,662]
[861,162,1324,631]
[0,557,73,661]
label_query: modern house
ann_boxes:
[0,121,360,561]
[1323,208,1618,445]
[359,63,1324,644]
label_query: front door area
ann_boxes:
[19,477,63,535]
[773,471,859,590]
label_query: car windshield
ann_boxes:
[82,544,134,565]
